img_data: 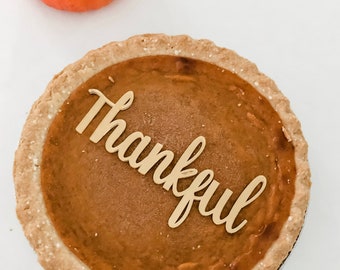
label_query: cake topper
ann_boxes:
[76,89,267,234]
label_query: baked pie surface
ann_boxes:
[14,34,311,270]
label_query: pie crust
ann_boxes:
[14,34,311,270]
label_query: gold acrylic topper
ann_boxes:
[76,89,267,234]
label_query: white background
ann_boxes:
[1,0,339,269]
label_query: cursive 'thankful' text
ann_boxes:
[75,89,267,234]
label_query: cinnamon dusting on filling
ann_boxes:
[41,56,296,270]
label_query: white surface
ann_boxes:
[1,0,339,269]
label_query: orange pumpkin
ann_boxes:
[42,0,113,12]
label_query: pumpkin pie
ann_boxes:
[14,34,311,270]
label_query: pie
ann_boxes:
[14,34,311,270]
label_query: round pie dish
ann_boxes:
[14,34,311,270]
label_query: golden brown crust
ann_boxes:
[13,33,311,270]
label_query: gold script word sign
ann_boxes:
[76,89,267,234]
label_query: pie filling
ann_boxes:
[41,55,296,270]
